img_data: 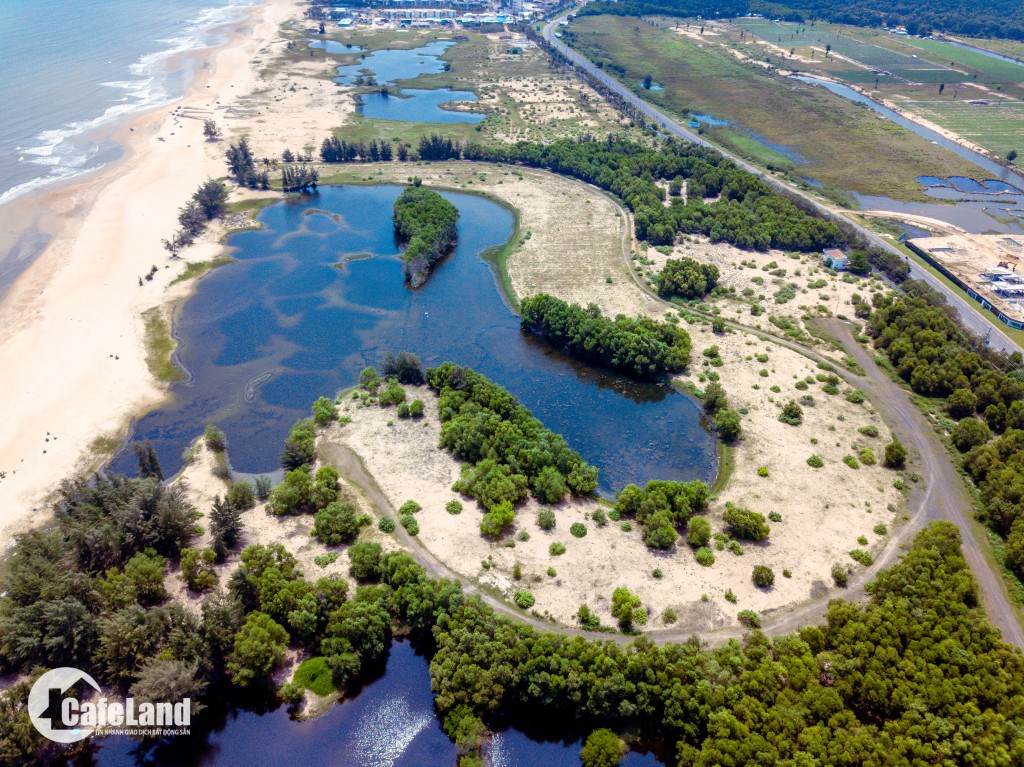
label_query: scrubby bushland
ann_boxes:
[461,136,842,251]
[428,363,598,535]
[520,293,691,380]
[392,186,459,287]
[614,480,710,549]
[2,467,1023,767]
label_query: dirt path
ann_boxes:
[819,319,1024,648]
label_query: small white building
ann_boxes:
[823,248,849,271]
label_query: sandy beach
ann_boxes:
[0,0,310,545]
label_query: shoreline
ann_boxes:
[0,0,302,547]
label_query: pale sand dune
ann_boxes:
[0,0,314,545]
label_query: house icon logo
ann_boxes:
[28,667,101,743]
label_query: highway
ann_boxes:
[541,14,1024,357]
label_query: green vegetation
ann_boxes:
[513,590,536,609]
[430,362,598,535]
[180,547,217,592]
[752,565,775,588]
[520,293,691,380]
[565,15,980,201]
[550,542,567,556]
[311,501,370,545]
[464,136,841,249]
[141,307,185,383]
[614,479,710,549]
[722,503,771,541]
[3,467,1023,767]
[392,186,460,287]
[446,500,463,515]
[293,657,337,697]
[570,522,588,538]
[657,257,719,300]
[268,465,340,517]
[580,728,627,767]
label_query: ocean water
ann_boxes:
[0,0,255,208]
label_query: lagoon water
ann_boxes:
[114,185,716,494]
[333,40,455,85]
[359,88,484,123]
[80,641,667,766]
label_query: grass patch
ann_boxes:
[170,255,234,286]
[141,307,185,383]
[569,15,979,201]
[293,657,337,697]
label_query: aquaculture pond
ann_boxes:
[78,641,668,766]
[332,40,455,85]
[113,185,716,495]
[358,87,483,124]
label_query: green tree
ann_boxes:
[714,409,742,441]
[180,547,218,591]
[610,587,642,630]
[723,504,770,541]
[348,541,383,581]
[228,612,290,687]
[312,396,337,426]
[581,728,627,767]
[687,516,711,547]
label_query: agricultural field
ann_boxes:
[899,99,1024,159]
[727,19,1024,160]
[733,18,967,84]
[566,15,980,202]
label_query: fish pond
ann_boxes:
[115,185,716,496]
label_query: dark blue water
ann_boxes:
[114,186,715,494]
[334,41,454,85]
[359,88,484,123]
[83,640,666,767]
[947,176,990,193]
[917,175,950,188]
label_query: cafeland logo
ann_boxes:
[28,667,191,743]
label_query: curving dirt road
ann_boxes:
[319,315,1024,649]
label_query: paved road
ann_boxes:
[541,15,1023,356]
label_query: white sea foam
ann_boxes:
[0,0,255,208]
[347,696,433,767]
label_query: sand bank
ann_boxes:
[0,0,308,546]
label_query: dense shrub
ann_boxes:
[752,565,775,589]
[778,400,803,426]
[431,363,598,519]
[713,408,742,441]
[446,500,463,515]
[520,294,691,380]
[180,547,217,592]
[615,480,709,550]
[570,522,588,538]
[884,439,907,469]
[722,503,770,541]
[393,186,459,287]
[513,590,536,609]
[537,508,556,530]
[657,257,719,299]
[687,516,711,548]
[951,418,992,452]
[312,502,367,546]
[695,546,715,566]
[549,542,567,556]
